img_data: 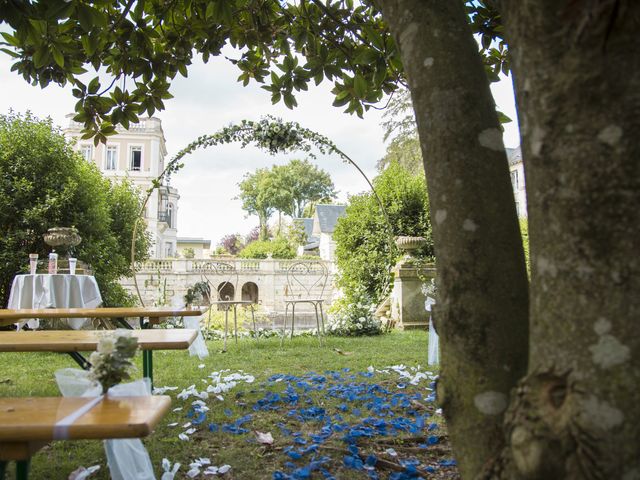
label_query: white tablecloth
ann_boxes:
[8,274,103,330]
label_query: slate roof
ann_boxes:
[506,146,522,165]
[293,218,314,239]
[314,204,347,234]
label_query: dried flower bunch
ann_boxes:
[89,330,139,394]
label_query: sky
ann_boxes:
[0,53,520,246]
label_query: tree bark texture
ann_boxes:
[377,1,530,477]
[495,1,640,478]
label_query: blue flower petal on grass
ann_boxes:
[208,423,219,432]
[343,455,364,470]
[273,472,290,480]
[440,459,457,467]
[427,435,439,445]
[192,411,207,425]
[294,437,307,445]
[427,422,438,431]
[223,408,233,417]
[291,466,312,479]
[319,468,336,480]
[287,450,303,460]
[365,455,377,467]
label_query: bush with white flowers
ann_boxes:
[327,295,382,336]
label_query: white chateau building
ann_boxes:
[507,146,527,218]
[64,116,180,258]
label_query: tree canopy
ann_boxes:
[237,158,335,240]
[0,111,150,306]
[0,1,504,140]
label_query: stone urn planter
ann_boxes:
[42,227,89,273]
[43,227,82,251]
[395,236,427,265]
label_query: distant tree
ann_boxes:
[181,247,195,259]
[272,159,337,219]
[0,111,150,306]
[237,168,276,241]
[238,160,336,238]
[217,234,244,256]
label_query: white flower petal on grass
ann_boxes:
[178,433,189,441]
[255,431,274,445]
[385,448,398,457]
[161,459,180,480]
[182,422,192,428]
[172,407,183,412]
[218,465,231,474]
[68,465,100,480]
[186,467,200,478]
[185,428,196,435]
[198,364,206,369]
[167,423,178,427]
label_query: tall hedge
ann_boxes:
[333,161,433,304]
[0,112,150,307]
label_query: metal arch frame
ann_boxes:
[281,260,329,346]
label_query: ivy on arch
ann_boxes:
[131,116,392,305]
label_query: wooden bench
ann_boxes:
[0,329,198,385]
[0,306,204,329]
[0,395,171,480]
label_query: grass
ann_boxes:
[0,331,458,479]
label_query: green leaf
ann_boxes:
[0,32,20,47]
[283,92,297,109]
[32,48,50,69]
[353,74,367,99]
[87,77,100,95]
[497,110,512,124]
[0,48,19,58]
[51,46,64,67]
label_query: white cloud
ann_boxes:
[0,52,519,246]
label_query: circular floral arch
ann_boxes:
[131,116,391,305]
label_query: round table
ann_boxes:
[7,274,103,330]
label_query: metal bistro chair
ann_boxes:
[201,261,256,351]
[281,260,328,346]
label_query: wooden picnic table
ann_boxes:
[0,306,204,328]
[0,395,171,480]
[0,329,197,385]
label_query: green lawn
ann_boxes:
[0,331,458,479]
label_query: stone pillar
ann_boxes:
[391,236,436,330]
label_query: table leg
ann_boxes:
[251,306,258,342]
[319,302,326,336]
[140,316,147,329]
[67,352,91,370]
[313,303,323,347]
[233,306,238,345]
[16,459,30,480]
[115,317,133,329]
[223,308,228,352]
[143,350,153,388]
[290,303,296,339]
[281,303,289,347]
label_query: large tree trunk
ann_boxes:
[490,1,640,478]
[377,1,530,477]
